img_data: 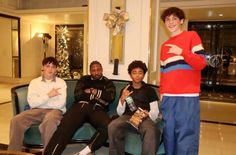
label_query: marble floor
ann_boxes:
[0,84,17,104]
[0,83,236,155]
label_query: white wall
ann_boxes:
[88,0,151,81]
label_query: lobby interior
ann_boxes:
[1,0,236,155]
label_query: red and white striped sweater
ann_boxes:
[160,31,207,95]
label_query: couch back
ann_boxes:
[11,79,159,116]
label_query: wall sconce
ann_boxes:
[38,33,52,58]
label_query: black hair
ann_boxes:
[161,7,185,22]
[89,61,102,69]
[128,60,148,74]
[42,57,58,67]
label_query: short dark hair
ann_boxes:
[161,7,185,22]
[89,61,102,69]
[42,57,58,67]
[128,60,148,74]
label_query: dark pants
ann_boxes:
[108,115,161,155]
[43,102,111,155]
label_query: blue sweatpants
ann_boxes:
[160,96,200,155]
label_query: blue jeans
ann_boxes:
[160,96,200,155]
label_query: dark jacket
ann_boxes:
[74,75,116,110]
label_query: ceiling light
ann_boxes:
[206,25,211,29]
[208,11,213,17]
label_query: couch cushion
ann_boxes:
[12,86,29,115]
[108,80,129,116]
[24,124,43,147]
[65,80,77,109]
[72,123,96,141]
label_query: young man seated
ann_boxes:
[108,60,161,155]
[8,57,67,152]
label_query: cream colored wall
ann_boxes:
[88,0,151,81]
[0,17,12,77]
[0,0,18,9]
[148,0,160,84]
[20,20,55,79]
[19,0,84,9]
[82,14,88,76]
[20,12,88,81]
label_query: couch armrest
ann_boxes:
[11,84,29,115]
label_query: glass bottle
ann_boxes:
[125,96,137,112]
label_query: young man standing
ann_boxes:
[160,7,207,155]
[108,60,161,155]
[43,61,116,155]
[8,57,67,151]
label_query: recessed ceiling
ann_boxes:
[18,7,87,24]
[185,6,236,21]
[20,11,87,24]
[160,0,236,21]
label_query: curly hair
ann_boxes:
[161,7,185,22]
[42,57,58,67]
[128,60,148,74]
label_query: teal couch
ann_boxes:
[11,79,165,155]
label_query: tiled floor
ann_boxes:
[199,122,236,155]
[1,83,236,155]
[0,83,16,145]
[0,102,12,145]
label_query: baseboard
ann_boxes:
[0,143,8,150]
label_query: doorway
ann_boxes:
[0,14,21,78]
[189,21,236,86]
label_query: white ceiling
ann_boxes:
[186,6,236,21]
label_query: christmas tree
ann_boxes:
[56,26,71,79]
